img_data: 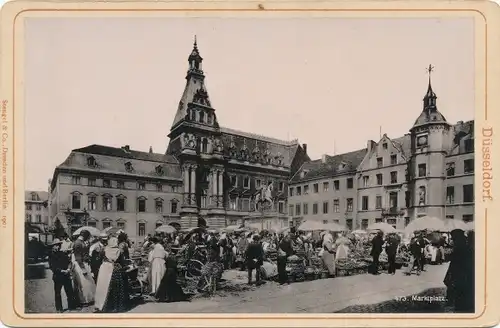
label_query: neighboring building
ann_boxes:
[48,39,309,242]
[25,191,49,227]
[288,71,474,230]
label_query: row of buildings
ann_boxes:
[25,40,474,242]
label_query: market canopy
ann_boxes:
[367,222,396,234]
[404,216,446,235]
[72,226,101,237]
[323,222,349,232]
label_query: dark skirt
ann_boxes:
[103,265,129,313]
[155,268,190,303]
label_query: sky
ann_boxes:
[23,16,475,191]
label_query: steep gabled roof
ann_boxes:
[72,144,178,164]
[25,191,49,202]
[291,148,367,183]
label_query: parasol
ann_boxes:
[404,216,446,235]
[465,221,474,231]
[155,224,177,234]
[352,229,367,235]
[72,226,101,237]
[297,220,325,231]
[443,219,469,232]
[367,222,396,234]
[222,225,241,233]
[102,226,124,236]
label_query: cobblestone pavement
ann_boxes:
[25,263,450,313]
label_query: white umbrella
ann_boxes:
[72,226,101,237]
[352,229,367,235]
[155,224,176,234]
[443,219,469,232]
[102,226,124,236]
[466,221,474,231]
[404,216,446,234]
[367,222,396,234]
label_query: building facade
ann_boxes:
[25,191,49,227]
[288,73,474,230]
[47,40,309,242]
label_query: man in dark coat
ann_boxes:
[385,233,400,275]
[48,238,77,312]
[277,234,294,284]
[245,235,264,285]
[370,231,384,275]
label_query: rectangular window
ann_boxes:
[278,182,284,192]
[347,178,353,189]
[313,203,318,215]
[102,196,111,211]
[297,186,302,196]
[346,198,353,212]
[446,215,454,220]
[138,182,146,190]
[446,163,455,176]
[418,164,426,177]
[389,192,398,208]
[377,157,383,168]
[243,177,250,189]
[304,185,309,194]
[103,221,111,229]
[278,201,285,213]
[375,218,383,223]
[333,199,339,212]
[376,196,382,209]
[463,184,474,203]
[289,187,294,197]
[117,222,125,230]
[117,198,125,211]
[323,201,329,214]
[229,198,237,210]
[313,183,319,193]
[464,159,474,174]
[156,184,163,192]
[322,220,328,224]
[255,179,261,189]
[117,180,124,189]
[361,196,369,211]
[346,219,353,230]
[36,204,42,211]
[138,199,146,212]
[27,214,32,222]
[390,154,397,165]
[36,214,41,223]
[25,204,32,210]
[323,182,329,192]
[362,176,369,187]
[242,199,250,211]
[333,180,340,190]
[462,214,474,222]
[88,196,97,210]
[361,219,368,229]
[87,221,97,228]
[464,139,474,152]
[303,203,309,215]
[295,204,301,216]
[229,175,237,187]
[138,223,146,236]
[289,205,294,216]
[446,186,455,204]
[88,178,96,186]
[390,171,398,184]
[72,194,81,209]
[103,179,111,188]
[376,174,383,185]
[155,200,163,213]
[171,202,178,213]
[72,176,81,185]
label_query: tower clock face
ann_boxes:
[417,135,428,146]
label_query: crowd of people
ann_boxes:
[43,224,474,314]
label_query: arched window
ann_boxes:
[87,156,97,167]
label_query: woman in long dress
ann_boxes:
[148,237,167,295]
[155,246,191,303]
[321,231,336,277]
[94,237,130,313]
[71,230,96,305]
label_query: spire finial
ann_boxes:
[194,35,197,49]
[426,64,434,83]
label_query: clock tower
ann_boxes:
[407,65,452,220]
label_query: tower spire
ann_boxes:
[423,64,437,111]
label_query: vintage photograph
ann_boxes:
[23,16,475,315]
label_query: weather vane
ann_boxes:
[426,64,434,76]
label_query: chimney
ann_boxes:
[321,154,327,164]
[122,145,130,152]
[149,146,153,153]
[367,140,376,152]
[302,143,308,154]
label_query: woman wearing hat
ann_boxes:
[48,238,77,312]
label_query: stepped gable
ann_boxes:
[220,127,299,168]
[291,148,368,183]
[55,144,182,181]
[390,134,412,159]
